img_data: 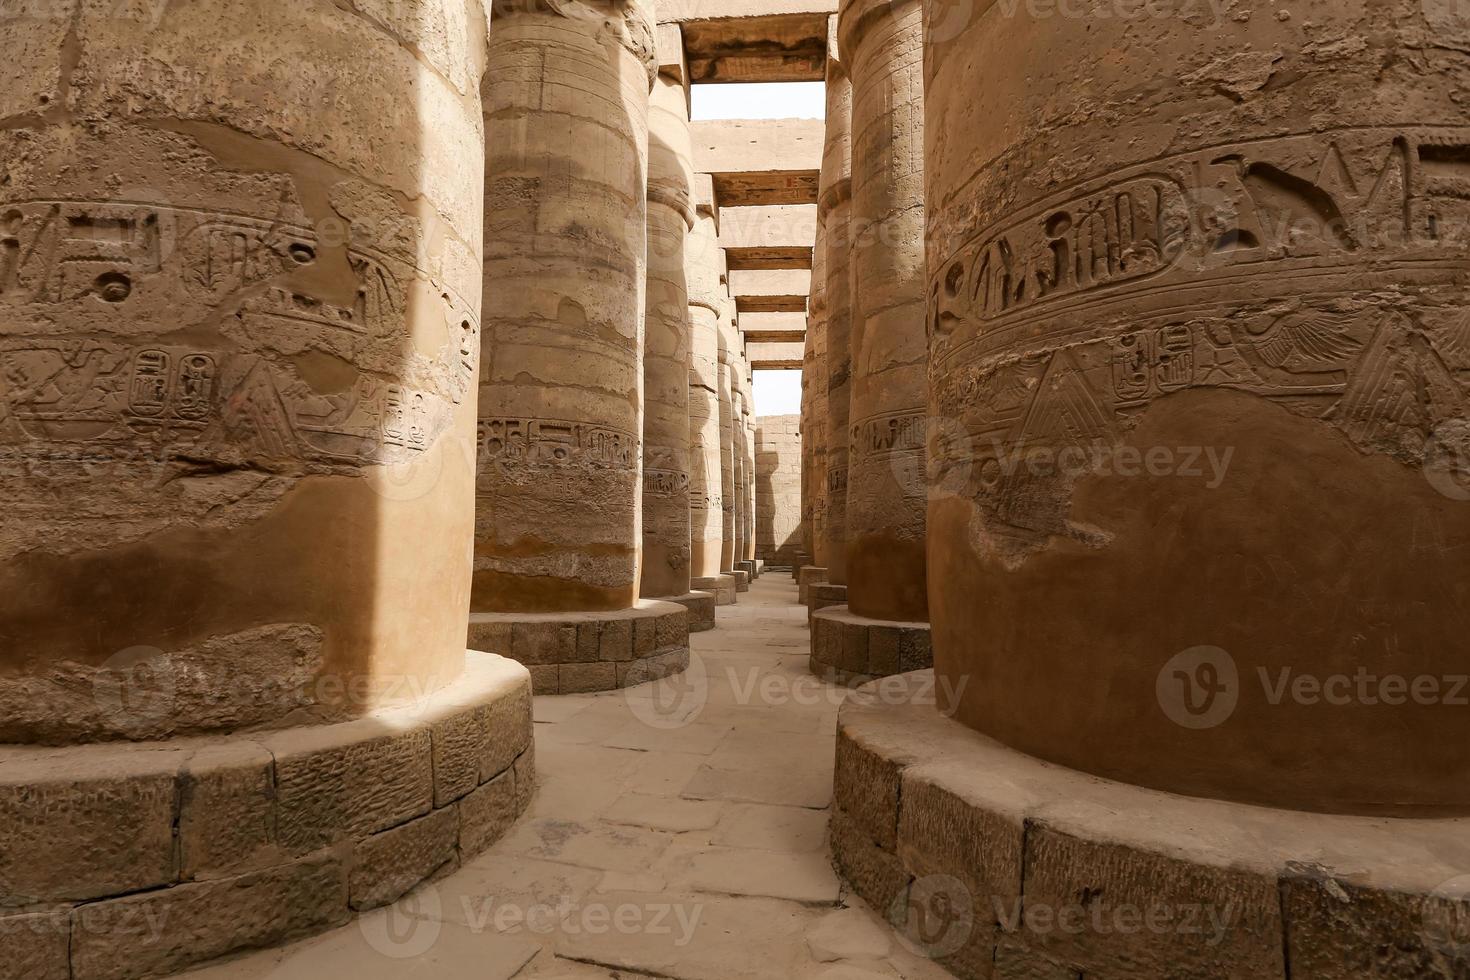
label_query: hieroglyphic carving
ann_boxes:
[850,412,926,461]
[0,199,477,472]
[931,128,1470,552]
[643,468,690,498]
[478,418,639,470]
[927,128,1470,562]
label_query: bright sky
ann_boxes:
[693,82,821,417]
[691,82,827,121]
[754,370,803,417]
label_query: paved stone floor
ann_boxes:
[189,575,950,980]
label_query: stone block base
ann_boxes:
[0,653,535,980]
[754,559,765,576]
[832,670,1470,979]
[467,600,690,696]
[730,569,751,592]
[807,581,848,628]
[809,606,931,682]
[736,559,757,581]
[661,590,716,633]
[797,565,828,605]
[692,574,738,606]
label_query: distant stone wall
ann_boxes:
[755,415,804,567]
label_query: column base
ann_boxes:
[659,590,716,633]
[809,605,930,682]
[754,559,765,576]
[467,600,690,696]
[797,565,828,605]
[790,554,811,580]
[807,581,848,629]
[736,559,757,581]
[832,670,1470,979]
[730,569,751,592]
[0,652,535,980]
[692,575,739,606]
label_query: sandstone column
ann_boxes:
[829,5,1470,975]
[0,2,534,970]
[732,373,751,591]
[717,305,741,585]
[472,0,689,694]
[687,177,737,606]
[806,21,853,619]
[639,63,714,632]
[811,0,930,679]
[742,364,759,569]
[802,216,830,582]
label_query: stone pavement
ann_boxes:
[186,575,950,980]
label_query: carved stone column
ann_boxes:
[0,2,533,971]
[687,177,736,607]
[813,0,930,680]
[802,214,830,584]
[819,17,852,592]
[472,0,689,694]
[832,2,1470,976]
[717,303,740,584]
[639,67,713,632]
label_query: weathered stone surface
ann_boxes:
[599,620,635,663]
[925,0,1470,815]
[512,622,577,667]
[268,723,433,855]
[560,662,619,695]
[481,679,533,782]
[474,0,657,620]
[618,649,691,689]
[349,807,458,912]
[512,745,537,815]
[0,747,178,902]
[179,742,278,880]
[0,910,69,980]
[829,806,909,916]
[1284,873,1470,979]
[70,854,348,980]
[0,0,486,745]
[642,66,697,605]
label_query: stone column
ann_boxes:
[0,2,533,970]
[472,0,689,695]
[830,3,1470,974]
[820,28,854,592]
[687,176,736,607]
[717,306,740,584]
[732,373,751,592]
[742,363,758,567]
[802,215,830,582]
[639,66,714,632]
[812,0,930,680]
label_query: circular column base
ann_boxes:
[832,670,1470,980]
[692,575,739,606]
[736,559,757,582]
[467,600,690,696]
[807,582,849,629]
[809,605,931,683]
[797,565,828,605]
[0,652,535,980]
[658,590,716,633]
[730,569,751,593]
